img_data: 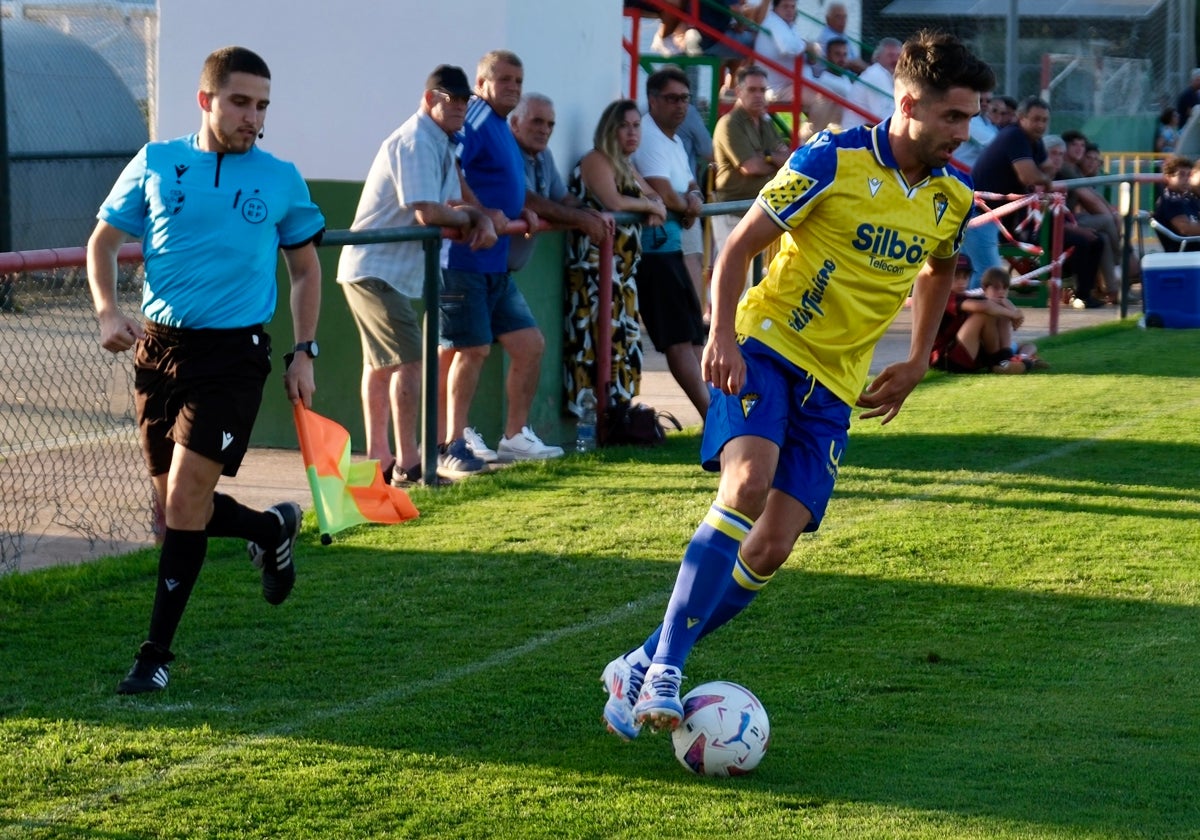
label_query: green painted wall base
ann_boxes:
[252,179,571,455]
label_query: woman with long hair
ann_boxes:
[564,99,666,417]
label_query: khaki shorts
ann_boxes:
[341,277,423,368]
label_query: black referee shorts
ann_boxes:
[134,322,272,478]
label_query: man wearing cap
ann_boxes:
[1176,69,1200,124]
[336,64,497,487]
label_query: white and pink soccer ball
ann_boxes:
[671,680,770,777]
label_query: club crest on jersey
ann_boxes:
[932,191,949,225]
[740,393,760,418]
[868,177,883,197]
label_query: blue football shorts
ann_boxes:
[700,337,851,532]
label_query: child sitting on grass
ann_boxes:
[931,266,1049,374]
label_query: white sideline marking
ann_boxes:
[1,594,666,835]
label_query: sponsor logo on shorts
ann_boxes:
[826,439,844,480]
[221,431,234,451]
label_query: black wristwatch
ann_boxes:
[284,340,318,369]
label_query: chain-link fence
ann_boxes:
[861,0,1192,144]
[2,3,157,252]
[0,260,150,574]
[4,0,157,124]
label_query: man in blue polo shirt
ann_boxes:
[440,49,564,468]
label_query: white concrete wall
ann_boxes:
[157,0,623,182]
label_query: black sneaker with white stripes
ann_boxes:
[247,502,301,605]
[116,641,174,695]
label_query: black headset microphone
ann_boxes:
[258,129,264,139]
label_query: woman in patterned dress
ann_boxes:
[564,99,667,417]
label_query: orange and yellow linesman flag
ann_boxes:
[293,404,419,543]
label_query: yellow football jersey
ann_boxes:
[736,121,975,407]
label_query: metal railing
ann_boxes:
[623,0,879,146]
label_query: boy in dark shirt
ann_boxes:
[1152,155,1200,252]
[931,267,1048,374]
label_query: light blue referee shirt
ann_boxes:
[98,134,326,329]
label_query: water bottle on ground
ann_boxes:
[575,391,597,453]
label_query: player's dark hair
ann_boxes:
[893,29,994,97]
[647,65,690,97]
[200,46,270,93]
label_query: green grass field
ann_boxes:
[2,319,1199,839]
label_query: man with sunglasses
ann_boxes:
[630,66,711,421]
[337,65,496,488]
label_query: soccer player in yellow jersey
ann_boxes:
[601,30,995,739]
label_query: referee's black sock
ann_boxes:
[146,527,206,651]
[208,492,280,547]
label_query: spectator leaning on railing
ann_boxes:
[563,99,667,418]
[336,64,496,490]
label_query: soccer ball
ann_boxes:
[670,681,770,777]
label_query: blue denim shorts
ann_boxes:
[439,269,537,348]
[700,338,851,532]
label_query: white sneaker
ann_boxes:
[497,426,564,461]
[463,426,499,463]
[682,28,703,57]
[651,31,681,57]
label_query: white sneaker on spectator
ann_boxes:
[682,28,703,56]
[651,31,681,57]
[463,426,499,463]
[497,426,564,461]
